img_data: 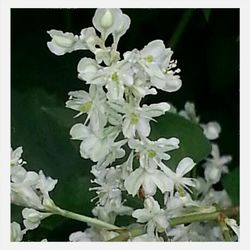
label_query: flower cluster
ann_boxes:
[11,147,57,241]
[45,8,239,241]
[10,8,239,242]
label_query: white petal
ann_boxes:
[70,123,89,140]
[151,170,173,193]
[157,137,180,151]
[124,168,144,196]
[122,117,136,138]
[142,102,170,118]
[202,121,221,140]
[132,208,152,223]
[77,58,99,82]
[137,117,150,137]
[176,157,195,177]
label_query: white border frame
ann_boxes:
[1,0,249,250]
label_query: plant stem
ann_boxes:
[169,206,239,226]
[219,220,232,241]
[48,204,120,231]
[108,225,146,241]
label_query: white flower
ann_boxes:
[47,30,80,56]
[11,147,58,210]
[132,197,169,236]
[86,60,134,101]
[179,101,200,123]
[203,144,232,184]
[201,121,221,140]
[11,147,26,168]
[164,192,198,216]
[79,27,100,53]
[128,137,179,170]
[112,13,131,47]
[124,40,182,92]
[36,170,58,204]
[159,157,196,195]
[77,57,100,82]
[201,188,232,208]
[66,85,107,131]
[95,139,127,168]
[11,222,24,242]
[22,208,51,230]
[70,124,120,162]
[92,9,125,41]
[225,218,239,239]
[11,170,44,209]
[111,102,170,138]
[124,167,172,197]
[129,70,157,99]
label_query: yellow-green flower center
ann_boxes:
[111,72,119,82]
[148,149,156,158]
[144,55,154,63]
[130,112,139,125]
[79,101,92,113]
[176,185,186,197]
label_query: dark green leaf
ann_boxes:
[150,112,212,170]
[222,167,239,205]
[11,87,95,237]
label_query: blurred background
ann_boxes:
[11,9,239,241]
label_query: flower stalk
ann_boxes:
[47,204,121,231]
[169,206,239,226]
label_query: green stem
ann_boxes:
[48,204,120,231]
[108,225,146,242]
[169,207,239,226]
[219,220,231,241]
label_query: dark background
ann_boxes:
[11,9,239,241]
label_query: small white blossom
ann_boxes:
[201,188,232,208]
[11,222,24,242]
[115,102,170,138]
[11,147,26,168]
[124,166,172,197]
[132,197,169,236]
[203,144,232,184]
[11,147,58,210]
[70,124,122,163]
[47,30,80,56]
[11,170,43,209]
[159,157,196,195]
[179,101,200,123]
[124,40,182,93]
[201,121,221,140]
[66,85,107,131]
[92,9,130,42]
[128,137,179,170]
[22,208,51,231]
[89,61,134,101]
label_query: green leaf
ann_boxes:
[150,112,212,170]
[222,167,239,205]
[11,87,95,238]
